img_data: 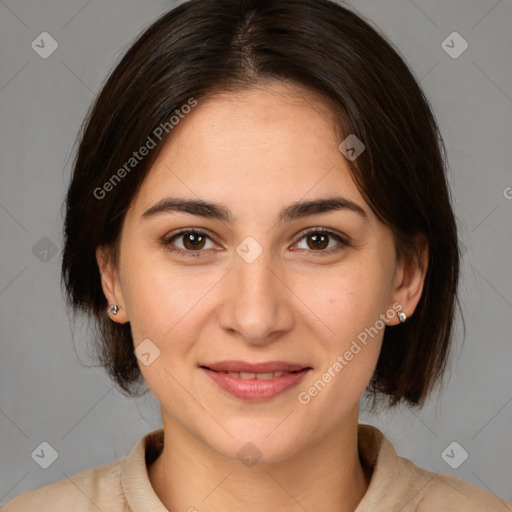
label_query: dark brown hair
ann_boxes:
[61,0,462,408]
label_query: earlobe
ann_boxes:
[96,245,129,323]
[389,233,429,325]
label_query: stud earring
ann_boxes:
[397,310,407,323]
[108,304,120,315]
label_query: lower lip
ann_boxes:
[201,368,310,402]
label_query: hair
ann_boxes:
[61,0,462,408]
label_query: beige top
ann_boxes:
[3,423,510,511]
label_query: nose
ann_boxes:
[216,246,295,346]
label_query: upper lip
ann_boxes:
[201,360,310,373]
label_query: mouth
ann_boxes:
[204,369,301,379]
[199,361,312,402]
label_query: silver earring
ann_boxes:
[397,310,407,323]
[108,304,119,315]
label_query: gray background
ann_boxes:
[1,0,511,506]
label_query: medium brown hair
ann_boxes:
[61,0,462,408]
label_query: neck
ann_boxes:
[148,409,370,511]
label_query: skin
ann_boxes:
[97,81,428,511]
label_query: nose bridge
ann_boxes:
[218,241,294,343]
[234,233,277,295]
[236,246,275,297]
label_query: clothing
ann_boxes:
[3,423,510,511]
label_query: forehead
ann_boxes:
[129,82,371,225]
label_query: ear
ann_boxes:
[388,233,428,326]
[96,245,129,324]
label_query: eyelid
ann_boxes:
[166,227,212,240]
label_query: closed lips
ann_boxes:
[200,360,310,373]
[214,370,294,379]
[201,361,312,381]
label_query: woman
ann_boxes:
[4,0,510,510]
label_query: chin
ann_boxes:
[217,439,301,466]
[203,420,305,465]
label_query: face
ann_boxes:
[98,82,426,463]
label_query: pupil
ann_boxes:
[310,233,328,250]
[185,233,204,249]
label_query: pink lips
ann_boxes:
[200,360,311,402]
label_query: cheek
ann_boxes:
[299,266,389,397]
[312,264,391,342]
[121,254,223,390]
[125,264,208,408]
[121,247,210,341]
[297,324,384,418]
[121,272,173,342]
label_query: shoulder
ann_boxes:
[1,457,128,512]
[395,451,512,511]
[357,424,512,512]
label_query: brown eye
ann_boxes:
[306,232,329,250]
[163,229,217,258]
[181,232,207,250]
[293,228,349,255]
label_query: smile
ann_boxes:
[200,361,312,402]
[212,370,293,379]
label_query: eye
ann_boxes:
[292,228,350,255]
[162,227,350,259]
[162,229,218,258]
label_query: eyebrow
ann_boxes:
[142,196,368,223]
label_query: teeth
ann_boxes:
[222,371,291,379]
[255,372,274,380]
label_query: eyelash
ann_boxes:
[162,227,350,259]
